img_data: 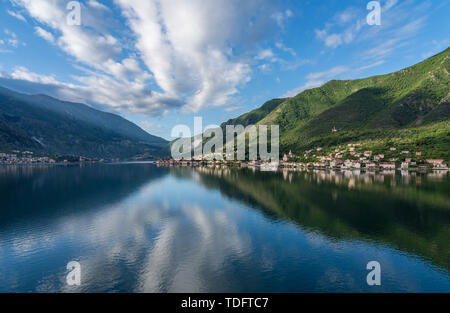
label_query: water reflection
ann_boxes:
[184,167,450,271]
[0,164,449,292]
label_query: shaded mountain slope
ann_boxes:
[0,87,169,158]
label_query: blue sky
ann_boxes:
[0,0,449,140]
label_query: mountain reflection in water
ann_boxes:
[0,163,448,292]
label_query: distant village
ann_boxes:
[0,151,56,165]
[0,151,105,165]
[2,144,448,171]
[157,143,448,171]
[283,143,448,171]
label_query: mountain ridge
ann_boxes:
[0,87,169,159]
[220,47,450,160]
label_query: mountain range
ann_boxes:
[1,48,449,161]
[219,47,450,160]
[0,87,169,159]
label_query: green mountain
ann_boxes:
[223,47,450,160]
[0,87,169,159]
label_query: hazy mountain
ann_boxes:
[0,87,169,158]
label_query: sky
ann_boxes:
[0,0,449,140]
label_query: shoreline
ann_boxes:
[0,160,156,166]
[155,160,449,173]
[1,160,447,173]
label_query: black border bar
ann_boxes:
[0,293,447,312]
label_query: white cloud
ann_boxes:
[283,66,349,98]
[362,17,427,60]
[314,8,360,49]
[255,49,277,62]
[224,105,243,112]
[385,0,399,10]
[315,0,429,60]
[325,34,343,48]
[271,9,294,28]
[34,26,54,43]
[9,0,175,114]
[421,39,450,59]
[9,0,283,116]
[10,66,59,84]
[315,18,363,49]
[282,80,325,98]
[8,39,19,47]
[281,58,311,71]
[306,66,349,81]
[361,1,431,60]
[2,29,22,48]
[258,64,271,73]
[275,42,296,56]
[114,0,279,112]
[11,0,121,67]
[355,60,385,72]
[337,9,356,24]
[256,49,274,60]
[87,0,110,11]
[138,121,166,135]
[0,66,180,116]
[7,10,27,22]
[4,29,16,37]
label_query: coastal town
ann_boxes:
[157,143,449,171]
[0,151,106,165]
[2,144,448,171]
[0,151,57,165]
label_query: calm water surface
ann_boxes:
[0,163,449,292]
